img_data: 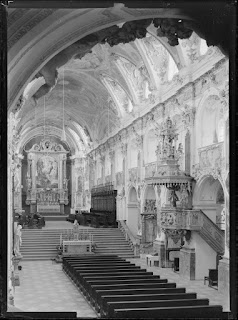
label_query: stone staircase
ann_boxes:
[21,227,134,260]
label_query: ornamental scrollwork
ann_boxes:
[163,229,187,244]
[26,139,68,153]
[144,199,157,214]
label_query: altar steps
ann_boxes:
[21,228,134,260]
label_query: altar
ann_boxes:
[25,139,69,214]
[62,240,93,254]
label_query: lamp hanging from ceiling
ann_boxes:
[61,65,67,142]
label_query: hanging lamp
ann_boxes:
[61,65,67,142]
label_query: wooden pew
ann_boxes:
[64,261,131,268]
[68,268,150,284]
[66,266,146,280]
[100,292,198,313]
[103,298,210,318]
[63,255,124,262]
[63,261,133,275]
[63,261,132,271]
[89,282,178,307]
[63,254,120,259]
[62,255,125,268]
[112,305,223,319]
[66,266,142,277]
[75,271,154,289]
[85,278,168,301]
[63,257,126,267]
[95,287,187,309]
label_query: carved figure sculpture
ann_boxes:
[14,224,22,257]
[180,185,189,208]
[168,188,179,207]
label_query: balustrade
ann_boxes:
[118,220,140,256]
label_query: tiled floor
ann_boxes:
[13,261,98,318]
[127,257,230,312]
[12,257,230,317]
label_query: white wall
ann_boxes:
[191,232,217,280]
[127,204,138,236]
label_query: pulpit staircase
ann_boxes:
[161,208,225,255]
[196,210,225,254]
[21,227,134,260]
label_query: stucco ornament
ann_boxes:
[31,19,152,103]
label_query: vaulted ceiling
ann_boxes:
[7,6,224,156]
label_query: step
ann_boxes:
[22,252,57,256]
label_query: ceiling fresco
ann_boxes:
[7,7,216,156]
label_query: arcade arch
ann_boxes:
[193,175,225,230]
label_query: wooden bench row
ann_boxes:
[62,255,223,318]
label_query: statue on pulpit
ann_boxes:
[180,185,189,208]
[14,224,22,257]
[168,187,179,207]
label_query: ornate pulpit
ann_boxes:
[25,139,69,214]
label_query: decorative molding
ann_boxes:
[144,199,156,214]
[25,138,68,154]
[192,142,223,181]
